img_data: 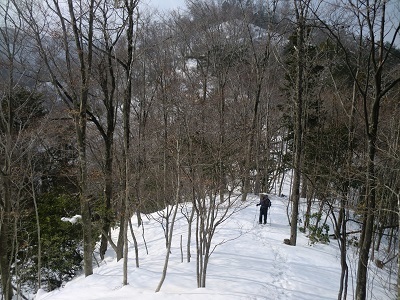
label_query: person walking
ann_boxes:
[256,193,271,224]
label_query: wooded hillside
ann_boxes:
[0,1,399,299]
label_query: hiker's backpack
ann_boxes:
[262,195,271,208]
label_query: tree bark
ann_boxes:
[0,175,13,300]
[0,9,19,296]
[67,0,95,276]
[398,194,400,300]
[289,0,307,246]
[97,29,118,260]
[241,38,270,202]
[30,162,42,289]
[355,2,397,298]
[155,140,181,292]
[121,0,139,283]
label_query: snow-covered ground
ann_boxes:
[35,185,393,300]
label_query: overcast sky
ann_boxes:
[145,0,187,12]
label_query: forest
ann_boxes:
[0,0,399,299]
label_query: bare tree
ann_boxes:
[354,3,400,298]
[14,0,99,276]
[324,1,399,298]
[120,0,140,285]
[287,0,311,246]
[0,1,43,297]
[88,0,122,260]
[240,1,282,201]
[0,18,17,297]
[155,139,182,292]
[311,0,400,298]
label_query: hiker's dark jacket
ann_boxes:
[257,196,271,210]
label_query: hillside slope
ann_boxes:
[35,193,390,300]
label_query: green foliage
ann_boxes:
[348,236,359,248]
[23,191,83,291]
[306,213,330,245]
[309,223,330,245]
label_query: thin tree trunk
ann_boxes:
[242,79,263,202]
[218,78,226,203]
[155,140,181,292]
[122,205,129,285]
[0,175,13,300]
[128,218,139,268]
[187,202,195,263]
[337,209,348,300]
[241,25,272,201]
[279,137,290,197]
[30,163,41,289]
[100,138,113,260]
[304,192,312,230]
[397,194,400,299]
[0,31,14,298]
[122,55,131,284]
[300,174,307,199]
[254,114,262,194]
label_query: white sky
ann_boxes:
[145,0,187,12]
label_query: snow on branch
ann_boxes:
[61,215,82,224]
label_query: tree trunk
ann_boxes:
[304,192,312,230]
[355,3,390,297]
[241,26,272,201]
[278,137,290,197]
[254,117,262,195]
[67,0,96,276]
[187,205,195,263]
[218,77,227,203]
[337,59,358,300]
[241,75,263,201]
[0,176,13,300]
[356,139,378,300]
[337,205,349,300]
[99,82,116,260]
[122,204,129,285]
[289,0,307,246]
[300,174,307,199]
[121,0,138,283]
[30,163,42,289]
[116,215,125,261]
[398,194,400,299]
[0,22,14,298]
[155,140,181,292]
[15,0,98,275]
[100,137,114,260]
[128,218,139,268]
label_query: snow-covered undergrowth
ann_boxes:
[34,191,394,300]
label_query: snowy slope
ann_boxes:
[34,191,392,300]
